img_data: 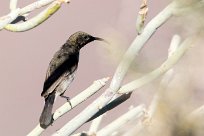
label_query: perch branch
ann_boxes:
[27,77,109,136]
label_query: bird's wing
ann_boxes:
[45,51,67,80]
[41,49,79,97]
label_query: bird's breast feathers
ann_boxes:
[55,73,75,96]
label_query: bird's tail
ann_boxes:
[39,92,56,129]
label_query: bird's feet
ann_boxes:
[60,95,73,108]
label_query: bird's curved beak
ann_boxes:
[94,37,104,41]
[94,37,109,44]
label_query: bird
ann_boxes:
[39,31,104,129]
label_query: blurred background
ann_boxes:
[0,0,204,135]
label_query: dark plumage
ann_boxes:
[39,31,104,128]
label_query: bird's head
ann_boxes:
[67,31,105,49]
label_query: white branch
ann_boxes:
[136,0,148,34]
[148,33,181,117]
[10,0,18,11]
[109,2,176,92]
[19,0,70,16]
[0,0,70,32]
[3,0,54,29]
[88,114,104,135]
[118,36,196,94]
[53,77,109,120]
[0,9,20,30]
[19,0,55,16]
[123,35,195,136]
[27,77,109,136]
[96,105,146,136]
[168,34,181,57]
[5,0,70,32]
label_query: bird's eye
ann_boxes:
[84,35,89,40]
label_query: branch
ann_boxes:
[53,77,110,120]
[0,9,20,30]
[52,2,178,136]
[136,0,148,34]
[27,77,109,136]
[109,1,176,92]
[10,0,18,11]
[118,36,196,94]
[86,93,132,122]
[88,114,104,135]
[71,93,132,136]
[122,35,182,136]
[5,0,70,32]
[0,0,68,31]
[19,0,56,16]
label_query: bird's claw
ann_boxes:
[60,95,73,108]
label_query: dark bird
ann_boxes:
[39,31,104,128]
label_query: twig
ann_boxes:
[136,0,148,34]
[27,77,109,136]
